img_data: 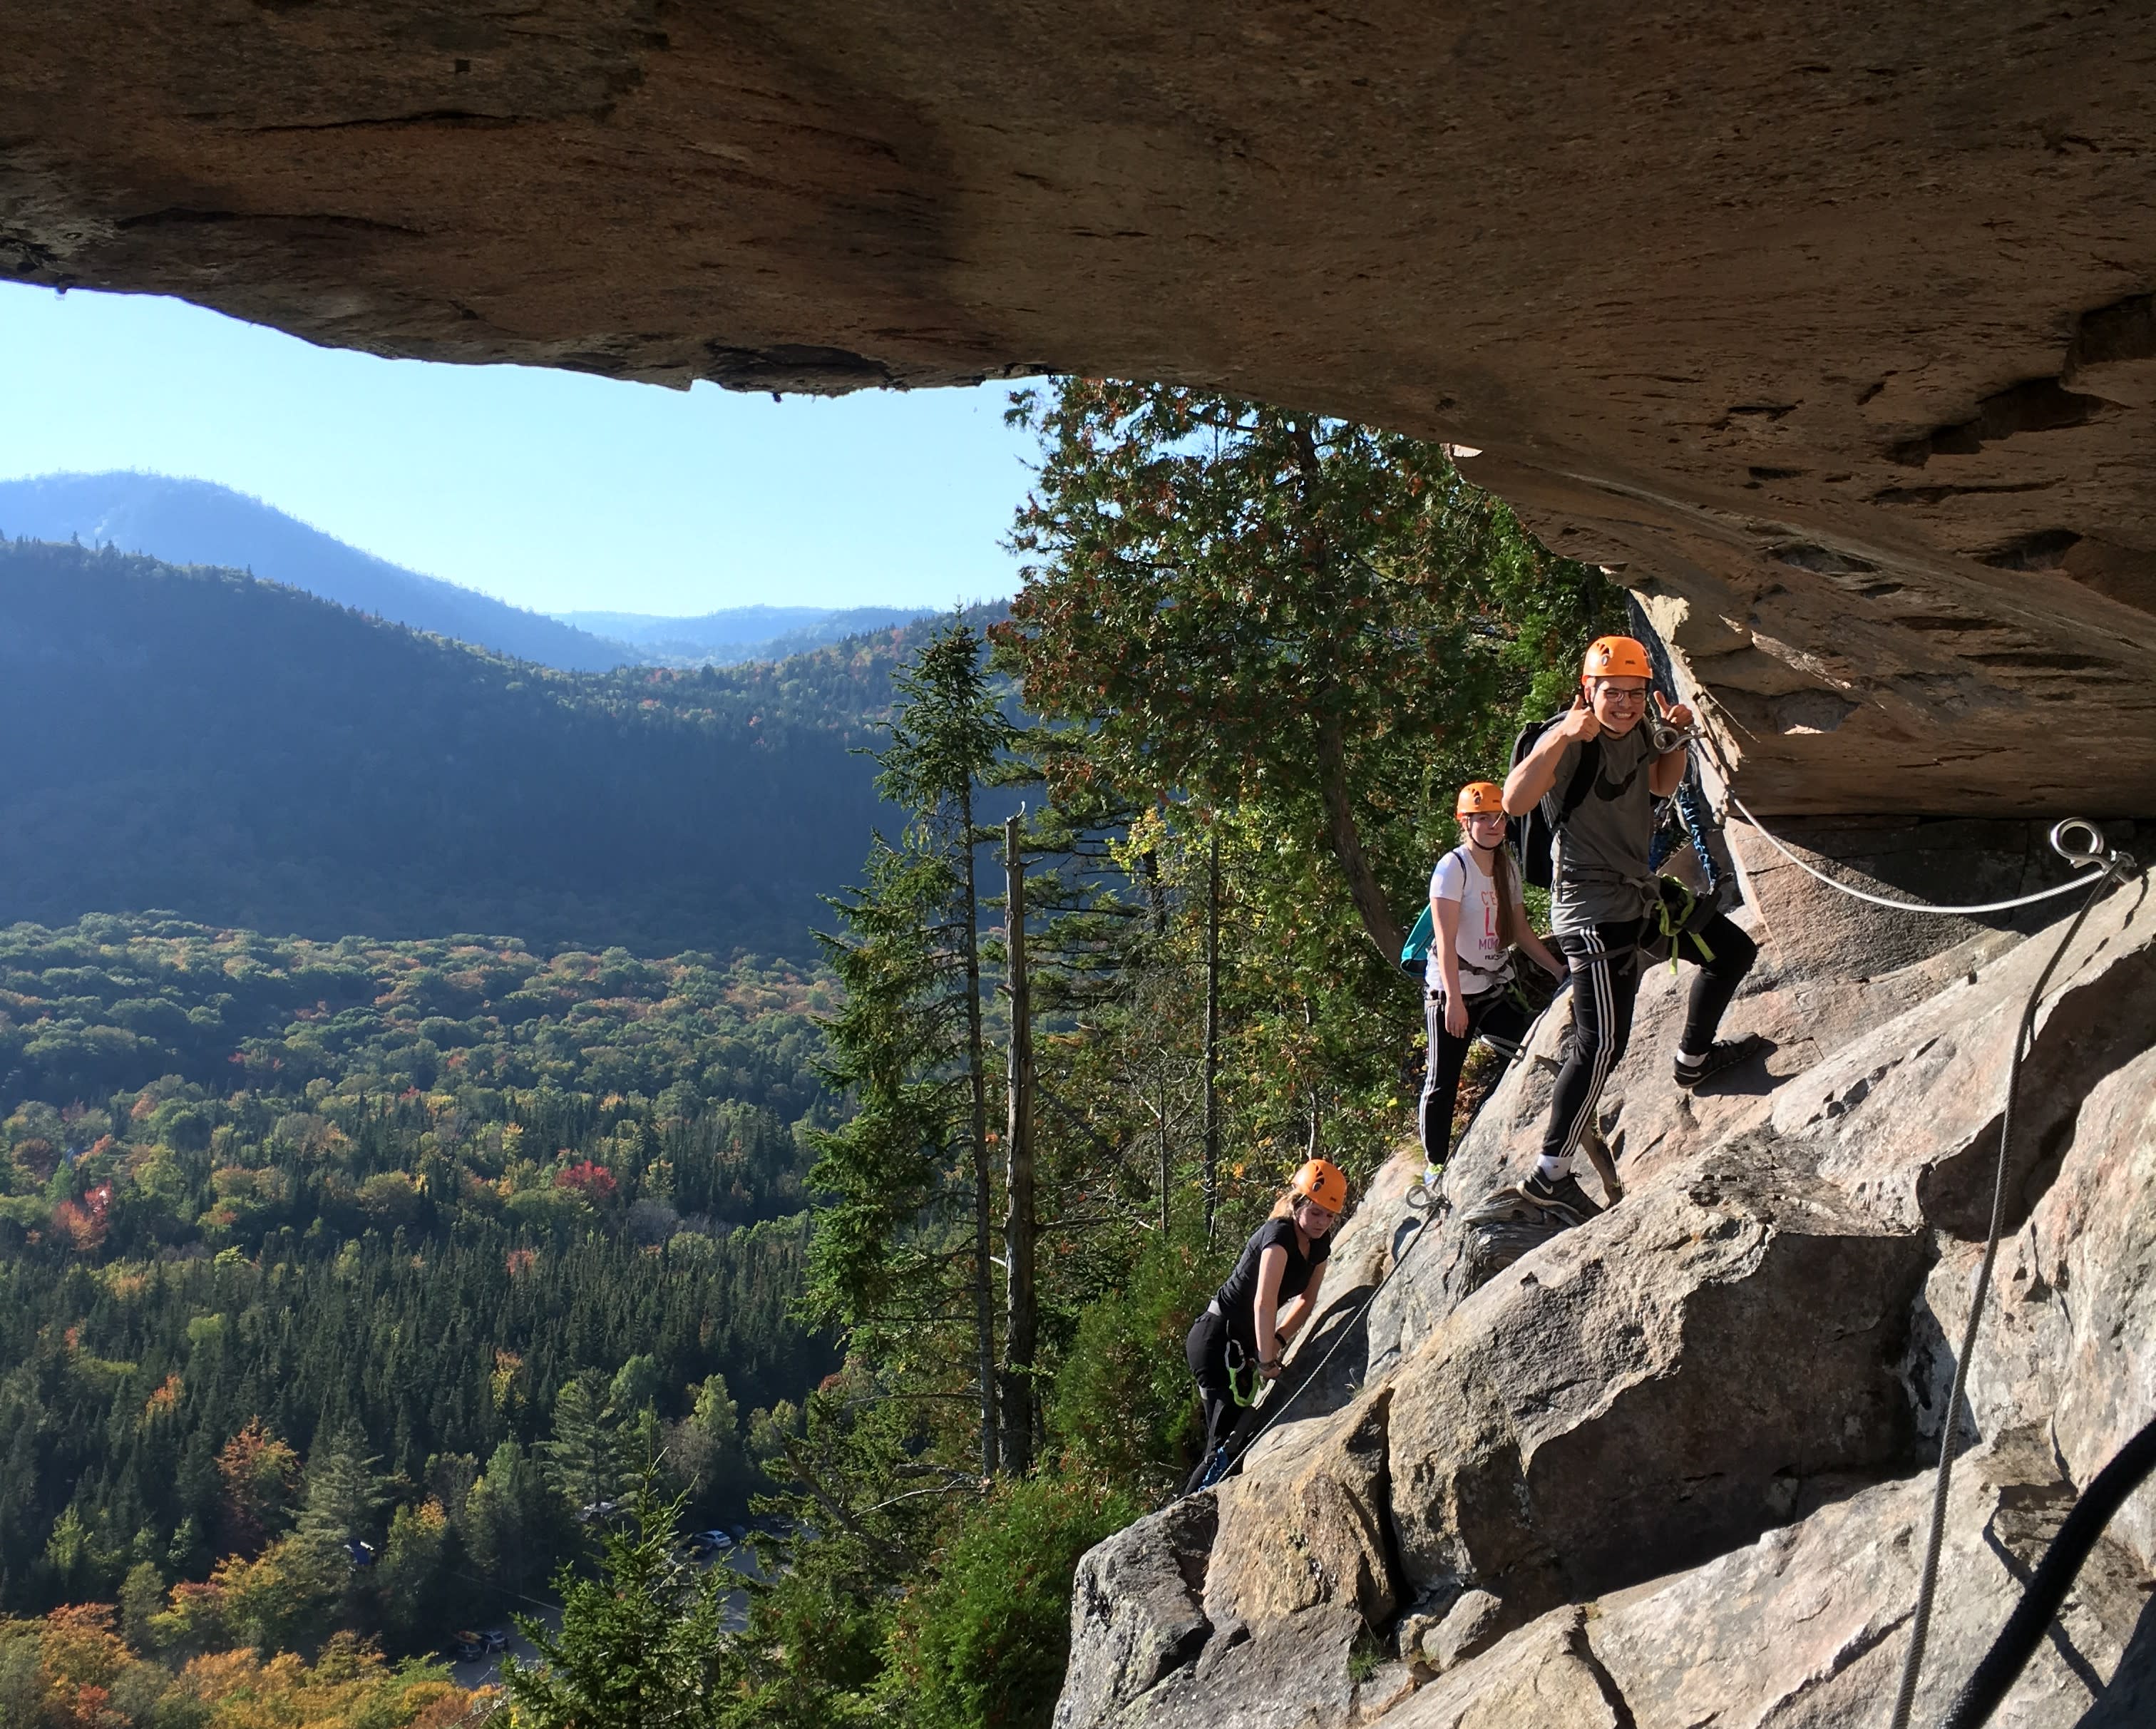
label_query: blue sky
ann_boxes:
[0,282,1040,615]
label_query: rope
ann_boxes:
[1674,776,1725,895]
[1885,854,2127,1729]
[1941,1411,2156,1728]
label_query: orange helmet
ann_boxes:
[1455,781,1505,818]
[1290,1157,1349,1215]
[1581,635,1653,682]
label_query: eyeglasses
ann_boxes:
[1593,684,1648,706]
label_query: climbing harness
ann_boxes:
[1641,874,1719,975]
[1873,822,2135,1729]
[1187,1192,1446,1494]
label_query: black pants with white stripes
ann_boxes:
[1538,913,1756,1166]
[1419,985,1534,1167]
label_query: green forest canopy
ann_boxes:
[0,914,837,1645]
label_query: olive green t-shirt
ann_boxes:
[1543,724,1659,933]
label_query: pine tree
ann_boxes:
[500,1468,732,1729]
[540,1375,622,1519]
[806,620,1017,1477]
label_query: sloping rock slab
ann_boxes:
[1924,1041,2156,1572]
[1772,875,2156,1236]
[1375,1608,1626,1729]
[1059,1599,1365,1729]
[1576,1435,2154,1729]
[1060,1393,1398,1729]
[1366,1438,2151,1728]
[1365,896,2030,1389]
[1207,1391,1397,1636]
[1387,1138,1924,1622]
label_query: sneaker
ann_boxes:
[1521,1169,1603,1223]
[1673,1035,1770,1091]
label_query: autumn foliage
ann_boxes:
[553,1159,617,1204]
[0,1606,470,1728]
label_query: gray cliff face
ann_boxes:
[1055,830,2156,1728]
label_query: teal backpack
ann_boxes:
[1398,903,1435,975]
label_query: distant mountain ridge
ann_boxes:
[558,603,934,666]
[0,471,639,672]
[0,535,1005,955]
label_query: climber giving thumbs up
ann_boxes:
[1183,1158,1348,1493]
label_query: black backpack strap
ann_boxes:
[1553,737,1601,828]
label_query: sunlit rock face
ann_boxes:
[4,3,2153,814]
[1057,867,2156,1729]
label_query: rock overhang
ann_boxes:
[4,1,2153,814]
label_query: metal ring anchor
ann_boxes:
[2048,819,2112,870]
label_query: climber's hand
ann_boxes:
[1560,690,1601,744]
[1653,689,1693,734]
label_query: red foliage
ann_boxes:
[51,1200,106,1253]
[553,1160,618,1203]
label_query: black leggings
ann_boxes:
[1539,913,1757,1164]
[1184,1307,1246,1492]
[1418,984,1534,1167]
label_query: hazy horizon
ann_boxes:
[0,282,1037,616]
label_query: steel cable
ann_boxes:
[1885,855,2126,1729]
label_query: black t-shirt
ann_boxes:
[1213,1216,1330,1351]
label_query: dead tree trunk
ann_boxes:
[960,786,997,1479]
[1000,812,1037,1474]
[1314,717,1406,962]
[1203,823,1222,1244]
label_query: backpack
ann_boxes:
[1397,903,1434,975]
[1506,714,1601,891]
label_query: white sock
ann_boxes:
[1678,1047,1709,1066]
[1534,1153,1569,1184]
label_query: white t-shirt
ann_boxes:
[1426,845,1514,995]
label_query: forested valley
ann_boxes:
[0,918,839,1722]
[1,380,1621,1729]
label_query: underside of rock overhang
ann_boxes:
[4,2,2154,814]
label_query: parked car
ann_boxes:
[684,1528,733,1557]
[481,1629,510,1653]
[447,1632,484,1663]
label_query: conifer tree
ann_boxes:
[806,620,1016,1477]
[500,1468,732,1729]
[541,1375,622,1519]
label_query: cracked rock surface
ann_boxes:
[1056,870,2156,1728]
[5,4,2155,812]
